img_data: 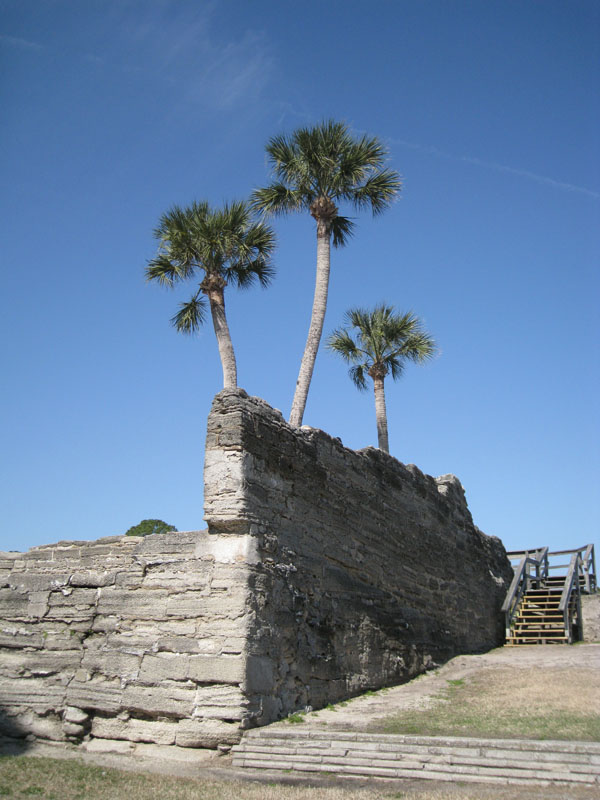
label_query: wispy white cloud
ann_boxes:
[390,138,599,199]
[2,3,276,115]
[182,29,274,111]
[110,2,275,113]
[0,33,43,51]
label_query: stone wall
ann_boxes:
[204,389,513,725]
[582,593,600,642]
[0,388,512,753]
[0,531,250,754]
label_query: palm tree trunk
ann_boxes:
[289,226,330,427]
[373,375,389,452]
[208,288,237,389]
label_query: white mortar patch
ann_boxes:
[195,534,258,565]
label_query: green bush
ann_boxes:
[124,519,177,537]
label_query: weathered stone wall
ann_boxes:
[0,388,512,753]
[0,532,251,754]
[204,389,513,725]
[582,593,600,642]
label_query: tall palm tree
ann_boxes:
[146,200,275,389]
[252,120,401,428]
[327,305,436,453]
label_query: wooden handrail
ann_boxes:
[502,548,549,637]
[507,545,591,558]
[502,556,528,614]
[582,544,596,593]
[548,546,593,556]
[506,544,595,592]
[559,552,584,643]
[559,552,581,612]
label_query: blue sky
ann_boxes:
[1,0,598,559]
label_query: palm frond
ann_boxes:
[398,330,437,363]
[347,170,402,214]
[235,220,277,260]
[250,184,305,216]
[349,364,368,391]
[330,215,355,248]
[170,295,206,334]
[265,133,299,177]
[332,134,387,192]
[327,328,363,362]
[327,324,369,391]
[387,356,405,381]
[145,255,193,287]
[227,258,276,289]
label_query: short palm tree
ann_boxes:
[252,120,401,428]
[327,305,436,453]
[146,200,275,389]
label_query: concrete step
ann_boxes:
[231,730,600,786]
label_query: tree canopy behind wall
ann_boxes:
[124,519,178,537]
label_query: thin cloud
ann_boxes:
[391,138,599,199]
[0,34,44,51]
[108,3,275,113]
[183,29,274,111]
[1,4,275,115]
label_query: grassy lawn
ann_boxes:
[374,667,600,741]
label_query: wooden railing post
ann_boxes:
[559,552,581,644]
[582,544,596,593]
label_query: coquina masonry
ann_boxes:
[0,389,513,754]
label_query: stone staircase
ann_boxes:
[231,729,600,786]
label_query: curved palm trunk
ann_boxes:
[207,287,237,389]
[373,375,389,452]
[289,225,331,428]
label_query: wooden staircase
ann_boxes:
[506,577,575,646]
[503,545,596,646]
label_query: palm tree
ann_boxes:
[252,120,401,428]
[327,305,436,453]
[146,200,275,389]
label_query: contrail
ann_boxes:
[390,137,599,199]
